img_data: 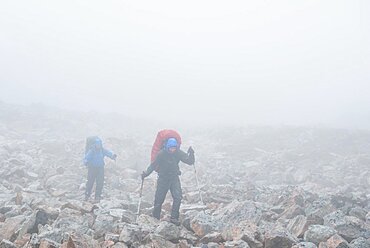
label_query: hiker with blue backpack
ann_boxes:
[84,137,117,202]
[141,130,195,225]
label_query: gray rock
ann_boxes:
[0,239,17,248]
[304,225,337,245]
[93,213,116,239]
[200,232,224,244]
[291,242,317,248]
[179,227,198,243]
[288,215,308,238]
[181,210,198,231]
[119,224,147,245]
[39,238,61,248]
[61,200,96,214]
[190,212,220,238]
[349,237,370,248]
[18,209,49,238]
[0,215,26,241]
[203,242,221,248]
[111,242,129,248]
[324,211,370,242]
[105,233,120,243]
[145,234,177,248]
[278,204,305,220]
[264,225,298,248]
[320,234,349,248]
[349,207,368,221]
[52,209,91,236]
[306,199,336,224]
[136,214,160,231]
[155,221,181,241]
[213,200,262,226]
[221,221,263,248]
[224,240,250,248]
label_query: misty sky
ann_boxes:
[1,1,369,128]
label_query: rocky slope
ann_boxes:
[0,102,369,248]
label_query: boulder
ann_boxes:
[155,221,181,241]
[0,240,17,248]
[304,225,337,245]
[349,207,367,221]
[18,209,49,238]
[224,240,251,248]
[0,215,26,241]
[221,221,263,248]
[306,199,336,225]
[93,213,116,239]
[190,212,220,238]
[111,243,128,248]
[349,237,370,248]
[278,204,305,220]
[200,232,224,244]
[288,215,308,238]
[136,214,160,230]
[61,200,96,214]
[264,225,298,248]
[319,234,349,248]
[105,233,120,243]
[145,234,177,248]
[39,238,61,248]
[213,200,262,226]
[291,242,317,248]
[202,242,221,248]
[119,224,147,245]
[60,236,76,248]
[323,211,370,242]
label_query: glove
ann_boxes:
[112,154,117,160]
[187,146,195,155]
[141,171,149,180]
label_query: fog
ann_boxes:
[1,0,369,128]
[1,2,370,246]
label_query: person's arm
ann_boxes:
[103,149,117,160]
[142,152,161,178]
[178,147,195,165]
[83,150,93,165]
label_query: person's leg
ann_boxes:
[95,167,105,200]
[85,167,96,199]
[170,176,182,222]
[153,176,170,219]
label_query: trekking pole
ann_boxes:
[136,178,144,223]
[193,162,205,206]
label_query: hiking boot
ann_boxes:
[170,218,180,226]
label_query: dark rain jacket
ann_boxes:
[145,149,195,177]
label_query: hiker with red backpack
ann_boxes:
[141,130,195,225]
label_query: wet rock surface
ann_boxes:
[0,103,369,247]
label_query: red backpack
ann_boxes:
[151,129,182,164]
